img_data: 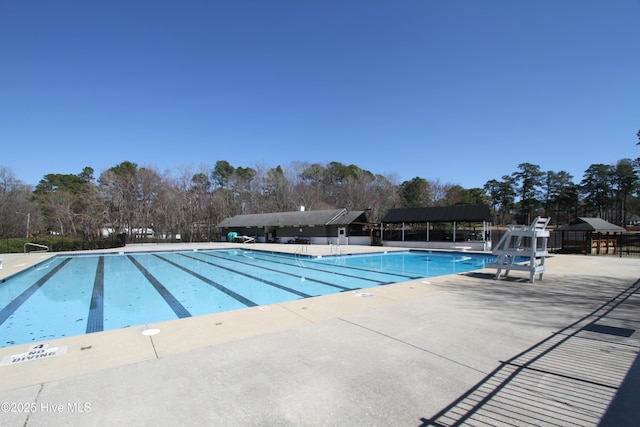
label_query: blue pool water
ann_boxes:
[0,249,498,347]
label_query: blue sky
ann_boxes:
[1,0,639,189]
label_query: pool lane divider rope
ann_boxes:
[86,256,105,333]
[127,256,192,319]
[151,254,258,307]
[0,258,73,327]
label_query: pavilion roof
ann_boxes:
[381,205,492,223]
[555,217,626,233]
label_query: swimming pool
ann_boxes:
[0,249,498,347]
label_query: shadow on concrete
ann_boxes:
[418,279,640,427]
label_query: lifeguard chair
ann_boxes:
[488,217,550,283]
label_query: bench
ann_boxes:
[289,237,310,244]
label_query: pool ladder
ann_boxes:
[294,245,309,268]
[330,242,343,255]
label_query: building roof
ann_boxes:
[381,205,492,223]
[555,217,626,233]
[218,209,367,229]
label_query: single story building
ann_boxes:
[217,208,371,245]
[555,217,626,255]
[381,205,493,251]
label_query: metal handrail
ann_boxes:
[24,242,49,254]
[330,242,343,255]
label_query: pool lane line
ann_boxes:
[0,258,73,327]
[197,251,361,290]
[86,256,105,333]
[200,251,367,289]
[208,250,409,285]
[127,256,192,318]
[150,254,258,307]
[176,253,314,298]
[229,250,422,282]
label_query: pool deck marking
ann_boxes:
[128,255,192,319]
[177,252,314,299]
[239,249,420,283]
[202,250,358,291]
[86,256,105,333]
[152,254,258,307]
[0,258,72,327]
[0,343,68,366]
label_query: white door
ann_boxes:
[338,227,347,245]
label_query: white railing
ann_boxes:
[294,245,309,268]
[24,243,49,254]
[330,242,343,255]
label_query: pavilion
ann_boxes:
[381,205,493,251]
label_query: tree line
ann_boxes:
[1,155,639,244]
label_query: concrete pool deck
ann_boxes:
[0,243,638,426]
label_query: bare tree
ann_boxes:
[366,173,399,222]
[153,174,183,242]
[4,152,637,248]
[0,166,36,239]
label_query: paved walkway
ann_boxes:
[0,244,638,426]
